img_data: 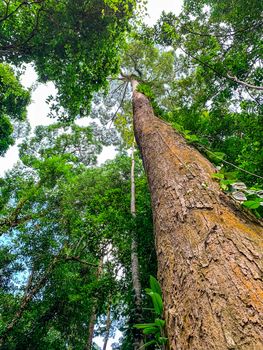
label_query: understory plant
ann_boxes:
[134,276,167,349]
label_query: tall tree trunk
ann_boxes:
[131,80,263,350]
[130,140,143,350]
[102,304,111,350]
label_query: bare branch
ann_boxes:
[227,73,263,91]
[108,81,129,127]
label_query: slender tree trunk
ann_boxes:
[131,80,263,350]
[102,304,111,350]
[85,257,104,350]
[130,140,143,350]
[86,309,96,350]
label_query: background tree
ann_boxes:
[0,0,142,120]
[0,63,30,155]
[152,0,262,187]
[0,121,156,349]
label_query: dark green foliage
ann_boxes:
[137,83,166,119]
[0,0,138,120]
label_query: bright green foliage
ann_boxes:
[211,171,263,218]
[121,39,175,87]
[137,83,167,120]
[19,122,102,167]
[0,63,30,155]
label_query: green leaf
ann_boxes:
[243,199,262,209]
[142,327,159,335]
[134,323,157,329]
[149,276,162,296]
[147,291,163,315]
[142,340,157,348]
[145,288,152,294]
[185,133,199,143]
[154,318,165,327]
[211,173,224,179]
[220,179,235,191]
[158,337,168,344]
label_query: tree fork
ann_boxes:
[131,80,263,350]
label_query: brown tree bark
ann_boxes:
[86,309,97,350]
[131,80,263,350]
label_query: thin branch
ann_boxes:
[0,0,27,24]
[179,46,263,91]
[64,256,97,267]
[110,81,126,96]
[73,235,85,255]
[0,2,44,57]
[108,81,129,127]
[227,73,263,91]
[127,53,143,77]
[0,0,45,23]
[181,20,263,39]
[0,250,62,344]
[199,145,263,180]
[0,182,42,234]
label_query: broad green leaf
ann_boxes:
[134,323,157,329]
[243,200,262,209]
[147,291,163,315]
[142,327,159,335]
[149,276,162,296]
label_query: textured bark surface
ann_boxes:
[132,82,263,350]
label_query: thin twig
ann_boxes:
[108,81,129,128]
[64,256,97,267]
